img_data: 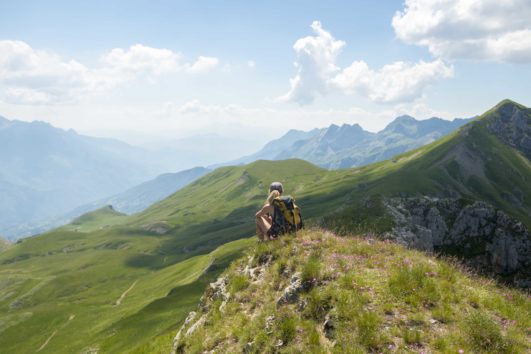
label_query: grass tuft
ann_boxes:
[388,263,440,307]
[464,311,514,353]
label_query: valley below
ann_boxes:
[0,100,530,353]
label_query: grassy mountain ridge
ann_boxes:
[0,100,529,353]
[173,230,530,353]
[0,160,329,354]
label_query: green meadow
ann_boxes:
[0,100,530,353]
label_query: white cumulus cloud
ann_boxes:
[392,0,531,62]
[0,41,220,105]
[0,40,117,105]
[331,59,453,103]
[279,21,345,104]
[279,21,453,105]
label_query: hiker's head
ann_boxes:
[267,190,280,204]
[269,182,283,195]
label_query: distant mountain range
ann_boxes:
[0,100,528,353]
[0,116,172,239]
[0,113,473,240]
[235,115,473,168]
[0,115,260,240]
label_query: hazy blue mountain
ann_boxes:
[153,133,266,169]
[7,167,211,239]
[275,123,375,165]
[221,128,322,166]
[0,116,165,240]
[67,166,211,216]
[355,116,474,167]
[243,116,473,169]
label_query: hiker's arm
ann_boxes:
[255,205,271,218]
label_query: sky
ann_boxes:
[1,0,530,149]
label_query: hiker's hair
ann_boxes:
[267,190,280,204]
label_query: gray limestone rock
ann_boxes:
[383,197,530,287]
[277,272,303,305]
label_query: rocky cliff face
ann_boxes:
[384,197,530,287]
[484,100,531,159]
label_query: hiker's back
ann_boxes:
[268,195,304,237]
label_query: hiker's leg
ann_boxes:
[256,216,271,240]
[255,220,265,240]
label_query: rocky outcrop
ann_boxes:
[202,276,231,312]
[384,197,531,287]
[277,272,303,305]
[170,311,197,353]
[172,255,271,352]
[141,221,171,235]
[484,100,531,160]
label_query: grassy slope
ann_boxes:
[177,230,530,353]
[0,160,326,354]
[0,237,10,253]
[61,205,128,232]
[0,101,529,353]
[0,229,253,354]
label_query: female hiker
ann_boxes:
[255,182,283,241]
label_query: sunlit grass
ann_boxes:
[177,229,530,353]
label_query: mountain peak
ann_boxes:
[381,115,419,135]
[494,99,526,111]
[70,205,126,228]
[481,99,531,159]
[326,123,340,131]
[485,99,528,121]
[384,115,417,128]
[394,114,416,123]
[339,122,363,131]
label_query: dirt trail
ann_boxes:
[114,280,138,306]
[37,330,57,352]
[36,314,75,352]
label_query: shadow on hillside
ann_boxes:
[125,205,257,270]
[96,254,238,352]
[124,177,387,272]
